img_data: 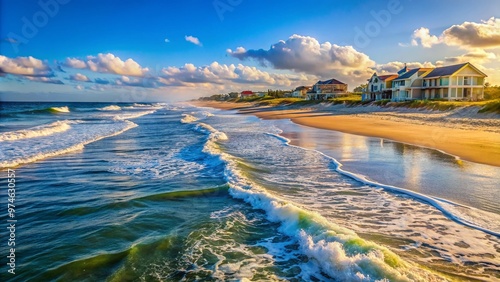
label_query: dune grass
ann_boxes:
[225,95,500,114]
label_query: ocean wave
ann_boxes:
[195,123,228,141]
[193,123,442,281]
[0,120,138,168]
[50,106,70,113]
[265,133,500,238]
[109,110,156,121]
[0,120,79,141]
[99,105,121,111]
[181,114,199,124]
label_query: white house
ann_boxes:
[391,67,433,101]
[363,73,398,101]
[421,63,487,101]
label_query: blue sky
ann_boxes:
[1,0,499,102]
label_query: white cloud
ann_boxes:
[405,17,500,49]
[65,57,87,69]
[442,17,500,48]
[185,35,202,46]
[375,61,437,74]
[160,61,317,88]
[410,27,441,48]
[164,38,170,43]
[69,73,91,82]
[0,55,52,76]
[227,34,375,77]
[227,34,376,88]
[444,49,497,65]
[64,53,149,77]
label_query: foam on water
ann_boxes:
[180,114,199,124]
[0,120,138,168]
[0,120,78,141]
[193,121,442,281]
[99,110,156,121]
[99,105,121,111]
[50,106,70,113]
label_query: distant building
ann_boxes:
[308,79,348,100]
[292,86,312,98]
[240,90,254,98]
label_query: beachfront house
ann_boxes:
[363,73,398,101]
[292,86,312,98]
[363,62,487,102]
[307,79,348,100]
[420,63,487,100]
[391,67,434,101]
[240,90,254,98]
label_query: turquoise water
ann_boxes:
[0,102,499,281]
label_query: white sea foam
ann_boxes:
[193,122,441,281]
[50,106,70,113]
[195,123,228,141]
[0,120,137,168]
[111,110,156,120]
[0,120,78,141]
[181,114,199,124]
[99,105,121,111]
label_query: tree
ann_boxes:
[353,83,367,93]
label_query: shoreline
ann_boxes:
[191,101,500,167]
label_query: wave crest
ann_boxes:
[0,120,77,141]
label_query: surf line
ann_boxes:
[265,132,500,238]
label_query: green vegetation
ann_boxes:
[484,84,500,100]
[199,88,500,114]
[478,99,500,114]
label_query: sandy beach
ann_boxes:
[192,101,500,167]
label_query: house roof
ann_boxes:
[295,86,311,91]
[241,91,253,95]
[393,68,419,80]
[423,62,483,78]
[316,78,346,85]
[378,74,398,81]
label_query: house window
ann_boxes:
[464,76,470,85]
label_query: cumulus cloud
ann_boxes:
[69,73,91,82]
[185,35,202,46]
[405,17,500,49]
[410,28,440,48]
[227,34,375,78]
[64,53,149,77]
[160,61,317,87]
[442,17,500,48]
[444,49,497,65]
[375,61,437,74]
[0,55,53,77]
[164,38,170,43]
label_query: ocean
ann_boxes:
[0,102,499,281]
